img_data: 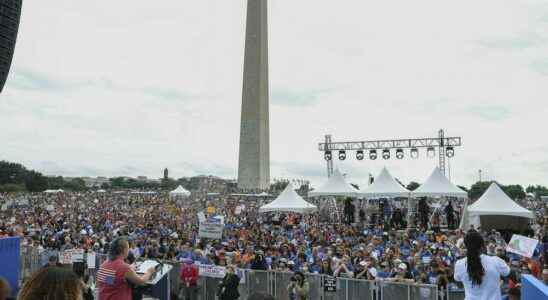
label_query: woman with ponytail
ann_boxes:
[454,230,510,300]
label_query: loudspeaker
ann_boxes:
[0,0,22,93]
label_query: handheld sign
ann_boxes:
[506,234,539,258]
[324,276,337,292]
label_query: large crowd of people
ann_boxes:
[0,190,547,299]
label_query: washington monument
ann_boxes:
[237,0,270,190]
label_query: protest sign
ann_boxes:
[324,276,337,292]
[207,206,216,214]
[197,212,206,223]
[199,221,223,239]
[87,252,96,269]
[198,264,245,283]
[506,234,539,258]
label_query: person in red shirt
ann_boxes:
[179,258,199,300]
[97,237,155,300]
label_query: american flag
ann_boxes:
[97,267,116,286]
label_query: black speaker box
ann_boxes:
[0,0,22,93]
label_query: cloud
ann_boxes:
[464,105,511,121]
[271,88,332,107]
[2,0,548,188]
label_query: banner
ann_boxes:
[58,249,85,264]
[87,252,96,269]
[198,221,223,239]
[506,234,539,258]
[198,264,245,283]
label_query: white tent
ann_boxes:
[260,183,317,214]
[44,189,64,194]
[170,185,191,198]
[308,169,361,197]
[97,189,107,193]
[361,167,410,198]
[412,167,467,198]
[461,183,534,230]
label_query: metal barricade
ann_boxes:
[345,278,375,300]
[379,280,411,300]
[408,282,438,300]
[246,270,268,298]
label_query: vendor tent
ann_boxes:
[412,167,467,198]
[260,183,317,214]
[44,189,64,194]
[461,183,534,230]
[170,185,191,198]
[361,167,410,198]
[308,169,361,197]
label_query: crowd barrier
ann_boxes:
[20,248,464,300]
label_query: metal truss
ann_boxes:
[319,129,461,176]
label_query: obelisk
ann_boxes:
[237,0,270,191]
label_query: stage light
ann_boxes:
[427,147,435,158]
[369,150,377,160]
[324,151,332,161]
[356,150,364,160]
[410,148,419,159]
[446,146,455,157]
[396,148,404,159]
[338,150,346,160]
[382,149,390,160]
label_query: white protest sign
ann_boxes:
[197,212,206,223]
[1,204,7,211]
[87,252,96,269]
[71,249,84,263]
[506,234,539,258]
[198,221,223,239]
[59,251,73,264]
[46,205,54,211]
[198,265,245,283]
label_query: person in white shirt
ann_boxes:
[454,230,510,300]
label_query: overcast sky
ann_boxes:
[1,0,548,188]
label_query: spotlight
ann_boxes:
[369,149,377,160]
[338,150,346,160]
[410,148,419,159]
[396,148,404,159]
[356,150,364,160]
[382,149,390,160]
[446,146,455,157]
[324,150,332,161]
[427,147,435,158]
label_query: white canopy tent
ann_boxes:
[460,183,534,230]
[97,189,107,193]
[412,167,467,198]
[361,167,410,198]
[44,189,64,194]
[260,183,317,214]
[170,185,191,198]
[308,169,361,197]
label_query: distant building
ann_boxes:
[164,168,169,180]
[137,176,148,181]
[82,177,110,188]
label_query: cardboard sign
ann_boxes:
[324,276,337,292]
[506,234,539,258]
[198,221,223,239]
[198,265,245,283]
[87,252,96,269]
[207,206,216,214]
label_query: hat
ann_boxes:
[359,261,367,266]
[288,261,295,265]
[397,263,407,270]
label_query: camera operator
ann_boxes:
[287,271,309,300]
[250,250,268,270]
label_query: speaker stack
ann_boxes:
[0,0,22,93]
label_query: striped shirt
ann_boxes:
[97,258,132,300]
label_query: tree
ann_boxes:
[24,170,48,192]
[469,181,526,200]
[526,185,548,197]
[406,182,420,191]
[468,181,492,200]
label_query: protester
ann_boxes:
[97,237,156,300]
[0,277,10,300]
[454,230,510,300]
[1,190,545,297]
[180,258,199,300]
[217,265,240,300]
[17,267,82,300]
[287,271,309,300]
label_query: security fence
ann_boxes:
[19,248,463,300]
